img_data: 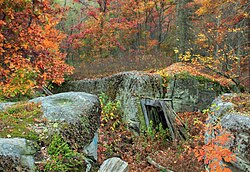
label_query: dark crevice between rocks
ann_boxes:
[140,98,187,141]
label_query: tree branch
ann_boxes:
[146,156,174,172]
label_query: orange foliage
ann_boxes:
[157,62,234,87]
[0,0,73,98]
[188,0,249,89]
[194,123,236,172]
[68,0,175,59]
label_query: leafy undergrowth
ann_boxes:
[98,94,237,171]
[98,95,208,171]
[221,93,250,115]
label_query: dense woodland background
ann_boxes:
[0,1,250,171]
[0,0,249,98]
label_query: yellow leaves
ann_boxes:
[227,28,241,33]
[179,51,191,62]
[22,43,28,49]
[146,1,155,9]
[197,33,207,42]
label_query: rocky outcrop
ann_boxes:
[166,75,220,112]
[0,92,101,171]
[207,94,250,172]
[56,72,163,132]
[30,92,101,159]
[56,71,224,132]
[0,138,36,172]
[98,157,128,172]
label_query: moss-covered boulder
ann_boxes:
[0,92,101,171]
[30,92,101,157]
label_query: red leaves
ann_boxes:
[66,0,174,59]
[194,124,236,172]
[0,0,73,98]
[87,11,97,18]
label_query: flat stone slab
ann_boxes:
[98,157,128,172]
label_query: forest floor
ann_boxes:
[98,108,207,172]
[98,92,250,171]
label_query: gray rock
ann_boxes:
[56,71,224,133]
[206,94,250,172]
[55,72,163,133]
[84,132,98,160]
[30,92,100,124]
[30,92,101,160]
[166,77,218,112]
[0,138,36,171]
[0,102,16,111]
[221,113,250,172]
[115,72,163,132]
[98,157,128,172]
[222,114,250,133]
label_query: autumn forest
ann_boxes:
[0,0,249,98]
[0,0,250,171]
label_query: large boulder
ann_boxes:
[30,92,101,159]
[206,94,250,172]
[0,92,101,171]
[165,73,221,112]
[56,72,163,132]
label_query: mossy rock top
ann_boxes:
[30,92,101,124]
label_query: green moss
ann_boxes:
[159,71,228,94]
[137,101,147,132]
[53,98,74,105]
[0,102,43,140]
